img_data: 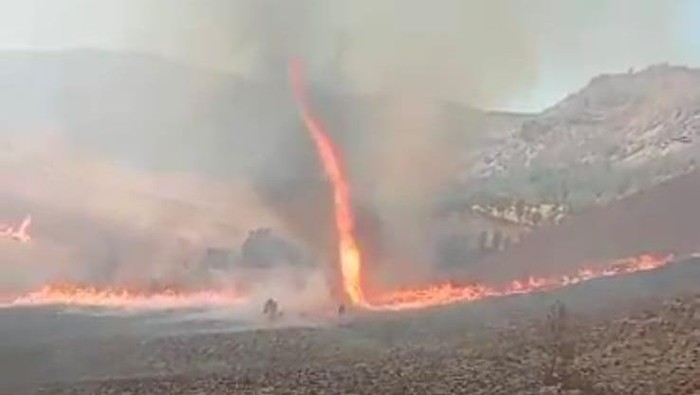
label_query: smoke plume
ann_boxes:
[0,0,690,292]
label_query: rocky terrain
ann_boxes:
[4,50,699,206]
[473,169,700,283]
[461,65,700,208]
[17,281,698,395]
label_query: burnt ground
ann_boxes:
[2,258,699,395]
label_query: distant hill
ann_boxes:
[4,51,698,210]
[0,49,512,179]
[459,64,700,208]
[0,49,282,177]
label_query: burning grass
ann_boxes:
[5,282,245,310]
[0,253,677,313]
[366,254,672,311]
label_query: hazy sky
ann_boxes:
[0,0,698,111]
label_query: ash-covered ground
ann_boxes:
[3,258,699,395]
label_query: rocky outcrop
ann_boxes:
[461,64,700,208]
[471,200,568,228]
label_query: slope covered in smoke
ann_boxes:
[0,49,525,271]
[6,50,700,287]
[0,49,519,178]
[0,133,285,291]
[0,49,280,176]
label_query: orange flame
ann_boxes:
[0,215,31,243]
[367,254,673,311]
[288,60,366,306]
[0,254,677,311]
[5,282,245,310]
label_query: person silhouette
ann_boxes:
[263,298,280,321]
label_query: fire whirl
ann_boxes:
[0,215,32,243]
[289,60,678,312]
[289,60,367,306]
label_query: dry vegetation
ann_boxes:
[29,293,699,395]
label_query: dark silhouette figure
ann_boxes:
[263,298,280,321]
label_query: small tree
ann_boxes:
[543,301,575,386]
[541,301,602,393]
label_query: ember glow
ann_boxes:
[6,282,245,310]
[0,215,31,243]
[289,60,367,306]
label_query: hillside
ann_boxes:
[4,50,700,282]
[0,134,284,291]
[0,49,523,279]
[0,50,514,179]
[471,169,700,283]
[430,65,700,270]
[459,64,700,208]
[4,51,699,212]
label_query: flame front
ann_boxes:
[368,254,672,311]
[288,60,366,306]
[0,254,677,311]
[6,282,245,310]
[0,215,32,243]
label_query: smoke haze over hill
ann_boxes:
[1,0,699,110]
[2,0,700,305]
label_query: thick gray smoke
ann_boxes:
[200,0,683,285]
[0,0,692,292]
